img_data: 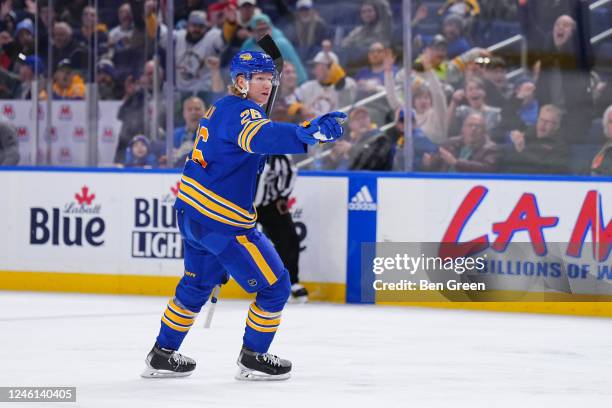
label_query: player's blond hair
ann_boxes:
[228,84,247,97]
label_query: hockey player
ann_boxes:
[142,50,346,381]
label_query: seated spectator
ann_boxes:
[0,18,35,71]
[116,60,166,163]
[355,42,393,94]
[284,0,332,62]
[413,35,489,87]
[438,0,481,17]
[493,77,538,143]
[0,121,19,165]
[323,107,385,170]
[220,0,260,66]
[167,10,225,96]
[14,54,48,100]
[52,59,85,100]
[423,112,499,173]
[341,0,392,58]
[482,57,512,109]
[108,3,134,54]
[501,105,569,174]
[271,61,302,123]
[127,0,169,62]
[288,51,356,119]
[387,46,449,144]
[591,105,612,176]
[50,22,87,72]
[173,96,206,167]
[441,14,470,59]
[0,30,15,71]
[241,13,307,85]
[176,0,207,27]
[73,6,109,64]
[0,9,17,35]
[447,77,501,135]
[388,109,439,171]
[96,59,123,100]
[14,18,35,58]
[122,135,158,168]
[534,14,592,143]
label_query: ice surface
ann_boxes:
[0,292,611,408]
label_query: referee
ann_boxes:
[255,155,308,303]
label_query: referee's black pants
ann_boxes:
[256,198,301,285]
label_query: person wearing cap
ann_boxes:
[240,13,307,85]
[96,59,123,100]
[15,18,35,56]
[52,58,85,100]
[161,10,225,95]
[284,0,333,61]
[287,50,356,119]
[0,18,35,71]
[122,134,158,168]
[481,56,512,109]
[14,54,48,100]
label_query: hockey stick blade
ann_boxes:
[257,34,283,65]
[257,34,284,117]
[204,285,221,329]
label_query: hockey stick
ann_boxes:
[257,34,284,117]
[203,284,221,329]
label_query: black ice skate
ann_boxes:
[141,343,196,378]
[235,346,292,381]
[290,283,309,304]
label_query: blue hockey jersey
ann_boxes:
[174,95,307,234]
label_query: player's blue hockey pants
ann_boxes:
[155,211,291,353]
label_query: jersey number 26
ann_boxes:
[191,125,209,168]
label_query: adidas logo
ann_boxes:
[348,185,377,211]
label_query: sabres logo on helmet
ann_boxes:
[230,51,276,83]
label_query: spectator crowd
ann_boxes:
[0,0,611,176]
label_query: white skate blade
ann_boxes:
[235,365,291,381]
[140,367,193,379]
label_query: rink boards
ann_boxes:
[1,167,612,317]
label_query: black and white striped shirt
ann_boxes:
[254,155,297,207]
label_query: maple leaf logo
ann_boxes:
[287,197,297,210]
[75,186,96,205]
[170,181,180,197]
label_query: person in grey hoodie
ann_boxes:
[0,122,19,165]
